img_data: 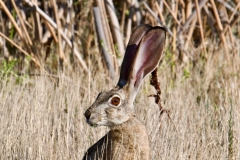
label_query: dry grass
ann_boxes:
[0,49,239,160]
[1,1,240,159]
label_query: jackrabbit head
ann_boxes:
[85,24,166,127]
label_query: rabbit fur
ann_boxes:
[83,24,166,160]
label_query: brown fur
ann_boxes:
[83,116,149,160]
[83,25,165,160]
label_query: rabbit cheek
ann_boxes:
[87,105,110,126]
[103,107,118,125]
[105,107,115,119]
[104,107,129,125]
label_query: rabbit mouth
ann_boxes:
[87,122,97,127]
[86,119,98,127]
[87,116,117,127]
[86,115,107,127]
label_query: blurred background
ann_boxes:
[0,0,240,159]
[0,0,239,76]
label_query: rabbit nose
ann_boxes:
[85,110,91,120]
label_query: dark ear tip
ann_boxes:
[151,26,166,40]
[152,26,166,33]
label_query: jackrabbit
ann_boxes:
[83,24,166,160]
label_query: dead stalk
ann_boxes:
[195,0,207,57]
[162,0,182,29]
[32,0,42,41]
[52,0,65,69]
[10,0,33,46]
[42,19,59,43]
[172,0,179,52]
[178,0,208,35]
[120,2,126,33]
[105,0,125,58]
[155,1,166,25]
[0,32,42,69]
[125,0,135,45]
[24,0,89,72]
[210,0,229,62]
[0,1,23,39]
[185,18,197,49]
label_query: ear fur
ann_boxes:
[118,24,152,87]
[131,26,166,89]
[117,25,166,101]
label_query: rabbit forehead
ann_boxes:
[97,87,127,101]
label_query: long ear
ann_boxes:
[130,26,166,90]
[118,26,166,100]
[118,24,152,87]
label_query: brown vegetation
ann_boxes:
[0,0,239,74]
[0,0,240,159]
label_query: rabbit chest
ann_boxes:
[104,117,150,160]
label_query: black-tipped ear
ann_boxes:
[118,24,152,87]
[118,25,166,96]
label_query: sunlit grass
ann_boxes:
[0,52,239,159]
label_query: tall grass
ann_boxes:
[1,1,239,159]
[0,50,239,159]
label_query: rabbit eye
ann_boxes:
[110,96,121,106]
